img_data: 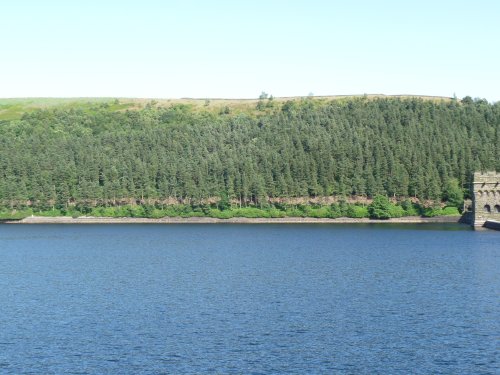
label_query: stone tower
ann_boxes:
[472,171,500,227]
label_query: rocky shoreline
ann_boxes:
[3,215,463,224]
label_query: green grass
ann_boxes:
[0,210,32,220]
[0,103,28,121]
[0,98,135,121]
[422,206,461,217]
[0,94,454,121]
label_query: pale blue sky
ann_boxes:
[1,0,499,101]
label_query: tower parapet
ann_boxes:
[472,171,500,227]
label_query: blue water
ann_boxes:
[0,224,498,374]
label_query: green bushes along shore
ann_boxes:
[0,197,460,221]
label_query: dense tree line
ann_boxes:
[0,97,498,210]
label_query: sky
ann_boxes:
[1,0,499,101]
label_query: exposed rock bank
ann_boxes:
[4,216,463,224]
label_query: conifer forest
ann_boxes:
[0,96,498,217]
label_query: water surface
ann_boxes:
[0,224,498,374]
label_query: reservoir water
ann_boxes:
[0,224,498,374]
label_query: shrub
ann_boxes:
[422,206,442,217]
[235,207,270,218]
[443,178,464,209]
[143,205,155,217]
[218,192,231,211]
[388,204,405,218]
[328,204,343,218]
[346,205,369,218]
[401,200,419,216]
[38,209,63,217]
[209,209,233,219]
[150,209,166,219]
[284,207,306,217]
[441,206,460,216]
[368,195,392,219]
[304,206,330,218]
[91,207,117,217]
[75,203,93,215]
[268,208,286,218]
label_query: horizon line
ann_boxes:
[0,93,460,101]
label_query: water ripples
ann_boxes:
[0,224,498,373]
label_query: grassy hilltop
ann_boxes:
[0,94,453,121]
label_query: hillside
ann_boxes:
[0,94,454,121]
[0,95,498,218]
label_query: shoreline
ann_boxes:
[2,215,464,225]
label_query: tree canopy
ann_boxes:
[0,97,498,210]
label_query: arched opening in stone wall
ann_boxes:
[495,205,500,213]
[477,190,483,197]
[484,205,491,213]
